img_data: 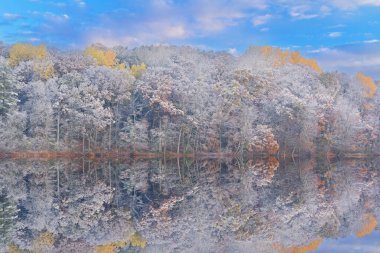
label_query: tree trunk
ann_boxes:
[56,111,60,147]
[177,127,182,155]
[108,123,112,150]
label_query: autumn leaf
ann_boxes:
[356,213,377,238]
[356,72,377,98]
[9,43,48,66]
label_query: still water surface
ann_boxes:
[1,157,379,252]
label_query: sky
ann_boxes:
[0,0,380,78]
[317,230,380,253]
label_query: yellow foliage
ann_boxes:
[258,46,322,73]
[115,63,126,70]
[9,43,48,66]
[8,244,21,253]
[84,47,119,68]
[274,239,322,253]
[95,244,116,253]
[33,232,55,252]
[356,213,377,238]
[276,48,289,65]
[95,241,126,253]
[129,63,146,78]
[260,46,273,58]
[128,233,147,248]
[356,72,377,98]
[34,60,54,80]
[289,51,301,65]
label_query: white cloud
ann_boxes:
[20,31,34,35]
[165,25,187,38]
[3,13,21,20]
[289,5,320,19]
[81,0,380,51]
[252,14,272,26]
[194,5,247,32]
[43,12,70,23]
[320,5,331,15]
[308,47,329,53]
[328,32,343,38]
[308,41,380,79]
[328,24,346,28]
[29,37,40,42]
[331,0,380,9]
[85,0,270,47]
[74,0,86,8]
[364,39,380,43]
[53,2,67,8]
[228,48,238,55]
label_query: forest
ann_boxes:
[1,43,380,252]
[0,42,379,158]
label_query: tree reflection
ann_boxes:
[0,157,379,252]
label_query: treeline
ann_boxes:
[0,42,379,155]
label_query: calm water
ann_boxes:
[1,157,379,252]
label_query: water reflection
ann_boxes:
[0,157,379,252]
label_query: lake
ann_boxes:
[1,156,379,252]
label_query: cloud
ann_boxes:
[328,32,343,38]
[3,0,380,54]
[289,5,320,19]
[74,0,86,8]
[331,0,380,9]
[165,25,187,38]
[51,2,67,8]
[29,37,40,42]
[19,31,34,35]
[308,47,329,53]
[365,39,380,43]
[228,48,238,55]
[43,12,70,23]
[252,14,272,26]
[84,0,270,47]
[192,0,252,32]
[288,4,331,19]
[3,13,22,20]
[308,41,380,79]
[328,24,346,28]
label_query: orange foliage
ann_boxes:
[356,213,378,238]
[356,72,377,98]
[274,239,322,253]
[258,46,322,73]
[247,157,279,182]
[249,125,280,155]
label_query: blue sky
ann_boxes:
[317,230,380,253]
[1,0,380,78]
